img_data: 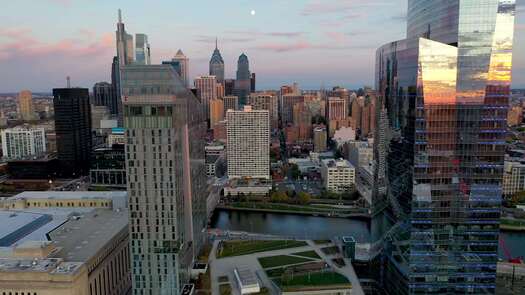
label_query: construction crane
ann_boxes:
[500,238,524,264]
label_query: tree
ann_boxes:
[297,192,312,205]
[289,164,301,180]
[271,191,289,203]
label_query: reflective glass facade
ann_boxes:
[122,65,207,295]
[374,1,515,294]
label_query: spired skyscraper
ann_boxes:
[135,33,151,65]
[373,0,515,294]
[234,53,251,105]
[209,39,225,84]
[122,64,207,295]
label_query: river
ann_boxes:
[210,209,525,259]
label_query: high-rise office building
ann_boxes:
[1,127,46,160]
[281,94,304,125]
[350,97,362,131]
[18,90,34,121]
[247,93,278,128]
[250,73,256,92]
[224,79,235,96]
[313,125,327,152]
[327,97,348,121]
[111,56,123,120]
[93,81,117,115]
[210,98,224,128]
[223,95,239,114]
[209,39,225,84]
[122,64,207,295]
[135,33,151,65]
[116,10,133,66]
[234,53,251,105]
[53,88,92,177]
[374,1,515,293]
[172,49,190,87]
[194,75,218,123]
[227,106,270,180]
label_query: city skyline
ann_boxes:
[1,0,524,92]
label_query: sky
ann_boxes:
[0,0,524,92]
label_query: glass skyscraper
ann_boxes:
[235,53,251,105]
[122,64,207,294]
[209,39,225,84]
[374,0,515,294]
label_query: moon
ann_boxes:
[250,10,256,16]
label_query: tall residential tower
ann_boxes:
[122,64,207,295]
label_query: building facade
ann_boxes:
[171,50,190,87]
[374,1,516,293]
[321,159,356,194]
[503,159,525,197]
[209,40,225,84]
[1,127,46,160]
[223,95,239,114]
[226,106,270,180]
[247,93,278,129]
[18,90,34,121]
[194,75,218,123]
[234,53,251,105]
[313,125,328,153]
[53,88,92,177]
[209,98,225,128]
[93,82,118,115]
[135,33,151,65]
[122,64,207,295]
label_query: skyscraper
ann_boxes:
[223,95,239,113]
[247,93,278,128]
[250,73,256,92]
[18,90,34,121]
[172,49,190,87]
[281,94,304,125]
[234,53,251,105]
[194,75,218,124]
[209,98,224,128]
[116,9,133,66]
[93,82,117,115]
[135,33,151,65]
[374,1,516,293]
[122,64,207,295]
[227,106,270,180]
[209,39,225,84]
[53,88,92,177]
[327,97,347,121]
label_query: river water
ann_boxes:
[210,209,525,259]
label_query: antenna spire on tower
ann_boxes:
[67,76,71,88]
[118,9,122,23]
[215,37,218,49]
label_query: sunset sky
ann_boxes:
[1,0,524,92]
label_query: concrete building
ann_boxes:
[327,97,348,121]
[508,105,523,126]
[333,127,356,148]
[350,97,363,131]
[313,125,328,152]
[281,94,304,125]
[171,50,190,87]
[503,159,525,196]
[247,93,278,129]
[227,106,270,180]
[93,82,118,115]
[346,140,373,169]
[213,120,227,143]
[90,145,126,189]
[205,142,225,177]
[321,159,355,193]
[18,90,34,121]
[122,64,207,295]
[223,95,239,114]
[1,127,46,160]
[0,191,130,295]
[210,98,225,128]
[91,105,111,130]
[194,75,218,122]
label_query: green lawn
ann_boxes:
[265,267,286,278]
[217,240,307,258]
[292,250,321,259]
[276,272,351,292]
[258,255,313,268]
[321,246,340,255]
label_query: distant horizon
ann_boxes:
[1,0,524,92]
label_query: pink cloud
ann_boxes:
[254,41,313,52]
[325,31,347,43]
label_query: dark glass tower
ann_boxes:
[234,53,251,105]
[374,1,516,294]
[209,39,225,83]
[93,81,117,115]
[53,88,92,177]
